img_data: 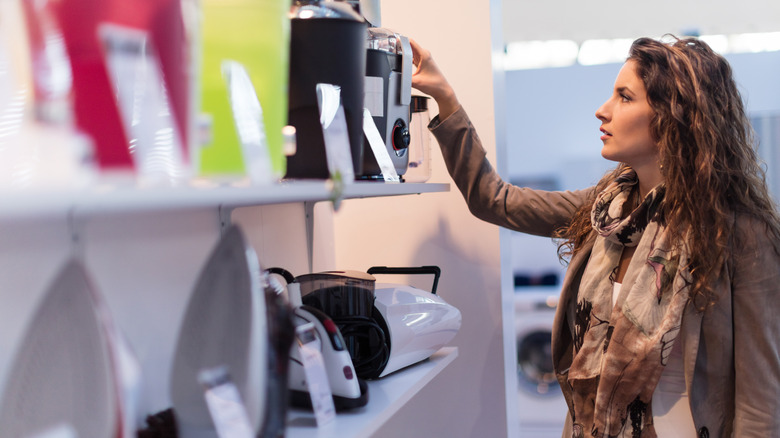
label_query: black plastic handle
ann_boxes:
[366,265,441,295]
[266,267,295,285]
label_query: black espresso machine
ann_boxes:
[286,0,413,180]
[286,0,368,179]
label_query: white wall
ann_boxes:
[329,0,513,437]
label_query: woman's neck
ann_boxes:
[635,164,663,199]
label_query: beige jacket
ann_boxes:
[430,107,780,438]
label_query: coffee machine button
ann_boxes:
[392,119,411,155]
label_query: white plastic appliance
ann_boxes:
[288,305,368,410]
[289,266,460,380]
[365,266,461,379]
[371,283,461,378]
[170,225,268,437]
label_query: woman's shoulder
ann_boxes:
[732,210,778,236]
[729,210,780,257]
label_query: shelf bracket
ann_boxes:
[304,200,316,273]
[218,204,234,236]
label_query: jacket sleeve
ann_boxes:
[429,105,591,237]
[731,214,780,435]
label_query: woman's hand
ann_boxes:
[410,39,460,121]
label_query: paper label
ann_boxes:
[98,24,185,183]
[223,60,274,184]
[364,76,384,117]
[199,367,254,438]
[296,323,336,426]
[316,83,354,182]
[363,108,400,182]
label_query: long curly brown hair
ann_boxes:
[556,36,780,308]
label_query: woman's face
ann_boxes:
[595,60,658,170]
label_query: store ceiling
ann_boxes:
[501,0,780,44]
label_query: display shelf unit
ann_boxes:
[0,177,452,437]
[286,347,458,438]
[0,180,450,218]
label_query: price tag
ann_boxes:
[198,366,254,438]
[223,60,274,185]
[362,108,400,182]
[296,323,336,426]
[316,83,355,182]
[97,23,185,183]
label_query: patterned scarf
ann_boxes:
[568,168,692,438]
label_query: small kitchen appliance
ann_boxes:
[404,95,433,182]
[361,27,413,179]
[291,266,461,380]
[285,0,367,179]
[294,270,379,376]
[288,305,368,410]
[56,0,192,173]
[198,0,291,179]
[365,266,460,378]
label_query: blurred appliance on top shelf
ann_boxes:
[0,0,96,190]
[54,0,192,179]
[285,0,367,179]
[198,0,291,180]
[344,0,380,27]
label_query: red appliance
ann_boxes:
[52,0,191,171]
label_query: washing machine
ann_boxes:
[514,285,568,437]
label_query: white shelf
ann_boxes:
[0,180,450,219]
[286,347,458,438]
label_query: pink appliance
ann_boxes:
[53,0,191,171]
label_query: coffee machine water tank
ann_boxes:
[362,27,413,179]
[405,95,432,183]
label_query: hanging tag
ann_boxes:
[364,76,384,117]
[316,83,354,183]
[97,23,186,185]
[198,366,255,438]
[296,323,336,426]
[363,108,400,182]
[223,60,275,185]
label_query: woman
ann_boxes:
[411,36,780,437]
